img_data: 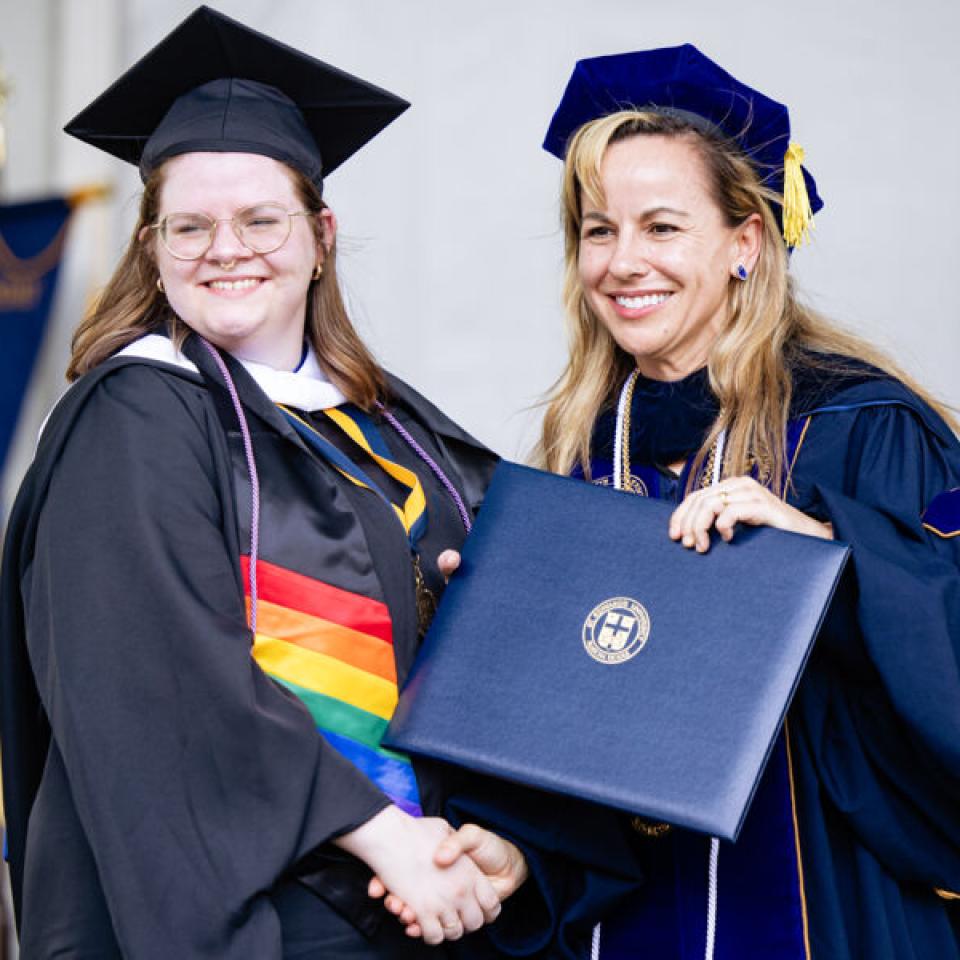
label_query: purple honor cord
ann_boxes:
[201,337,473,638]
[200,338,261,635]
[376,404,473,535]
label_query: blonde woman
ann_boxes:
[532,44,960,960]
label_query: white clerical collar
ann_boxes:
[115,334,347,411]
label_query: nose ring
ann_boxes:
[218,258,237,271]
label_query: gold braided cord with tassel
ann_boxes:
[782,142,814,247]
[0,182,111,280]
[0,182,112,310]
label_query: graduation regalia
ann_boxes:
[0,334,493,956]
[543,41,959,957]
[2,335,647,959]
[586,361,960,960]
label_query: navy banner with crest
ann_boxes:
[0,195,72,475]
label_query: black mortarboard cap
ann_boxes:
[543,44,822,246]
[64,5,409,192]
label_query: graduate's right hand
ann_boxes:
[335,805,500,944]
[369,823,522,936]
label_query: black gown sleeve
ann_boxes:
[20,366,390,958]
[791,401,960,891]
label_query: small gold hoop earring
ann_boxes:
[156,277,165,293]
[313,263,323,280]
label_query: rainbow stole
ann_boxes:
[242,555,422,816]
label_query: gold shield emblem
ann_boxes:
[583,597,651,664]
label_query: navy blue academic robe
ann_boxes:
[589,367,960,959]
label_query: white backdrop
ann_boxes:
[3,0,959,502]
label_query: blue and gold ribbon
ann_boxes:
[279,403,427,549]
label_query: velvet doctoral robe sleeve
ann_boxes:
[17,364,390,958]
[787,397,960,951]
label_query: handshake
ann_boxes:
[335,805,529,945]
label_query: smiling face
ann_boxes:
[577,134,759,381]
[151,152,332,370]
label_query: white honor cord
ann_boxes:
[705,836,720,960]
[607,382,728,960]
[594,371,639,959]
[704,427,726,960]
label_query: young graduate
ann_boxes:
[527,43,960,960]
[0,8,562,958]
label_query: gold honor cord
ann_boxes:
[619,368,640,490]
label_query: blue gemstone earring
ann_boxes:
[736,264,749,280]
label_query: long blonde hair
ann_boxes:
[536,110,955,489]
[68,161,387,409]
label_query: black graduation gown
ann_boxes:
[0,337,548,959]
[590,366,960,959]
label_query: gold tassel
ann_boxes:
[782,142,814,247]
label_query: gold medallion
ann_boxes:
[412,554,438,637]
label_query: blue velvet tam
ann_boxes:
[543,44,823,243]
[64,5,408,194]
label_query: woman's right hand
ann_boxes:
[432,823,528,900]
[334,805,500,944]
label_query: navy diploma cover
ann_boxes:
[387,461,849,840]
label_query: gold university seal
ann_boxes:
[582,597,651,664]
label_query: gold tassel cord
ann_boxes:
[0,182,112,280]
[0,222,69,279]
[782,142,814,248]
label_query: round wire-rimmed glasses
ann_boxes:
[149,203,313,260]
